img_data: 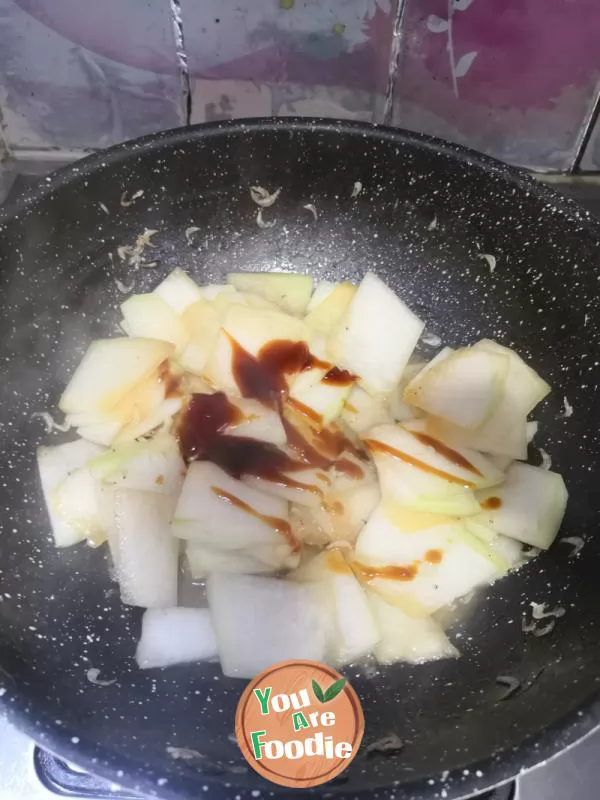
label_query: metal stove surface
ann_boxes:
[1,170,599,800]
[1,704,599,800]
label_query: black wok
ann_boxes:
[1,119,600,800]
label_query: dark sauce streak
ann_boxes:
[424,548,443,564]
[179,393,366,486]
[210,487,299,552]
[354,562,419,582]
[322,366,356,386]
[353,548,444,583]
[410,430,483,477]
[481,495,502,510]
[178,338,369,496]
[318,422,368,463]
[229,336,319,408]
[283,417,330,469]
[364,439,475,489]
[335,457,364,480]
[158,359,181,399]
[288,397,323,423]
[179,392,296,476]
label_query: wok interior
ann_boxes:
[1,121,600,795]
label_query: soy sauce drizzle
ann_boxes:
[177,337,368,506]
[229,334,355,405]
[364,438,475,489]
[178,393,366,483]
[229,336,323,408]
[179,392,297,476]
[210,486,299,551]
[353,562,419,582]
[322,366,356,386]
[287,397,323,423]
[480,496,502,510]
[353,548,444,583]
[158,360,182,399]
[409,430,482,476]
[424,548,443,564]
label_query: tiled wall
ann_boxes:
[0,0,599,171]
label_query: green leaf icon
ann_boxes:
[323,677,347,702]
[312,679,325,703]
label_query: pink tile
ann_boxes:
[393,0,600,170]
[0,0,183,150]
[179,0,395,103]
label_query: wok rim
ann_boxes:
[1,116,600,799]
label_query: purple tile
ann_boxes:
[392,0,600,170]
[0,0,183,150]
[179,0,396,121]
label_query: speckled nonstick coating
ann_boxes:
[1,119,599,800]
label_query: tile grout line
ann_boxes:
[169,0,192,126]
[568,79,600,174]
[381,0,409,126]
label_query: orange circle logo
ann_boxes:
[235,660,364,788]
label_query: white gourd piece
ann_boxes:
[288,365,354,427]
[37,439,105,547]
[59,338,173,416]
[243,468,329,508]
[177,300,221,376]
[113,489,179,608]
[99,484,119,571]
[207,288,249,321]
[526,421,538,442]
[305,282,357,335]
[328,272,424,395]
[222,304,311,357]
[53,466,106,546]
[201,330,241,396]
[354,504,511,616]
[318,480,381,545]
[171,461,295,552]
[185,543,277,579]
[473,462,568,549]
[425,414,529,461]
[227,272,313,316]
[367,591,459,664]
[341,386,392,434]
[488,453,513,472]
[76,420,124,446]
[65,410,115,427]
[318,551,380,666]
[306,281,335,312]
[206,573,327,678]
[399,419,505,488]
[401,360,433,384]
[153,268,204,313]
[88,433,185,497]
[403,346,509,430]
[289,503,333,548]
[136,608,217,669]
[364,424,482,516]
[388,360,431,423]
[224,396,287,447]
[327,450,377,493]
[197,283,237,301]
[120,293,186,349]
[241,291,283,312]
[476,340,551,414]
[288,334,355,426]
[112,397,183,445]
